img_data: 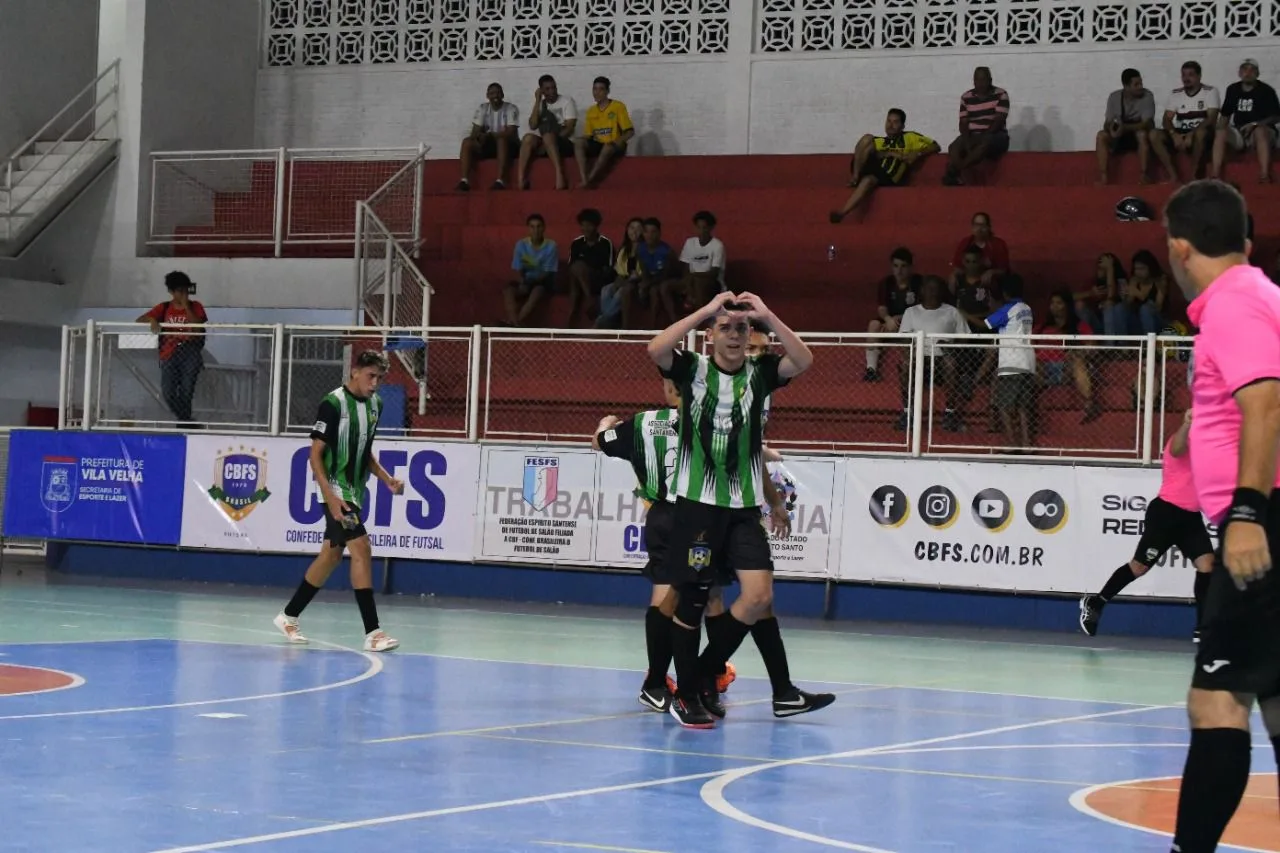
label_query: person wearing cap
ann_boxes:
[1211,58,1279,183]
[135,271,208,428]
[574,76,633,188]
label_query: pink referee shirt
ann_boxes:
[1158,437,1199,512]
[1187,263,1280,524]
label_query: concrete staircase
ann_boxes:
[0,138,119,254]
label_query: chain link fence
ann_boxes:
[1154,336,1195,458]
[288,150,419,243]
[62,326,86,429]
[149,153,278,247]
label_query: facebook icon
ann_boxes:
[869,485,909,528]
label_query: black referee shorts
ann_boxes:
[1133,496,1214,568]
[663,497,773,587]
[1191,494,1280,699]
[323,505,368,549]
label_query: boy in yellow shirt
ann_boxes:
[575,76,635,188]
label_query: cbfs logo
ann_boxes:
[523,456,559,512]
[40,455,78,513]
[207,447,271,521]
[288,447,447,529]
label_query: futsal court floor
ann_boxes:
[0,567,1276,853]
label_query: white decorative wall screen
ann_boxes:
[757,0,1278,53]
[264,0,731,66]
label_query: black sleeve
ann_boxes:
[310,399,340,444]
[1221,83,1239,118]
[596,415,637,460]
[755,352,790,392]
[659,349,697,384]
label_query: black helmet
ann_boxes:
[1115,196,1154,222]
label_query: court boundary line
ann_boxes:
[0,663,85,697]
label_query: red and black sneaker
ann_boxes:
[669,693,716,729]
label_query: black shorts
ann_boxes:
[1133,496,1214,567]
[868,157,907,187]
[642,500,675,583]
[994,372,1035,411]
[323,505,367,548]
[1191,495,1280,699]
[664,497,773,586]
[528,133,574,158]
[583,139,627,158]
[1108,132,1140,154]
[473,134,509,159]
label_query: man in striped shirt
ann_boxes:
[273,350,402,653]
[943,66,1011,186]
[648,291,834,727]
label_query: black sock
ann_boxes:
[353,587,379,634]
[750,617,794,696]
[1193,572,1212,626]
[284,580,321,618]
[643,607,674,689]
[704,612,733,674]
[697,612,752,684]
[1172,728,1252,853]
[671,621,702,701]
[1098,564,1138,601]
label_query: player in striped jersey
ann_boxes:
[273,350,402,652]
[649,291,834,727]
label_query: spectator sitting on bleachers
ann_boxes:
[865,246,921,382]
[503,213,557,327]
[1096,69,1155,185]
[1150,61,1218,182]
[987,274,1036,451]
[943,67,1011,186]
[1106,249,1164,336]
[622,217,674,328]
[1037,290,1100,424]
[574,76,634,189]
[1074,253,1126,333]
[829,109,938,224]
[661,211,725,323]
[597,217,644,328]
[1210,58,1279,183]
[895,275,968,432]
[517,74,578,190]
[951,212,1008,286]
[567,208,615,328]
[457,83,519,191]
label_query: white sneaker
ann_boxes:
[363,630,399,652]
[273,612,308,644]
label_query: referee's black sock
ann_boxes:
[643,606,674,690]
[353,588,379,634]
[1193,571,1212,625]
[284,580,321,618]
[750,617,794,696]
[1172,728,1251,853]
[698,612,751,684]
[1098,563,1138,602]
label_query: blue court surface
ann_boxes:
[0,577,1276,852]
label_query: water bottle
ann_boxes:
[827,245,837,262]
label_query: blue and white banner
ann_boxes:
[476,447,598,563]
[3,430,186,544]
[179,435,479,561]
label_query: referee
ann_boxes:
[1165,181,1280,853]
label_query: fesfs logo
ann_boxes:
[919,485,959,530]
[1026,489,1068,533]
[971,488,1012,532]
[869,485,909,527]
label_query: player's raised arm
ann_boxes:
[737,292,813,379]
[647,290,737,371]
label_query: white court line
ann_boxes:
[1068,775,1277,853]
[146,702,1167,853]
[0,663,86,697]
[697,703,1170,852]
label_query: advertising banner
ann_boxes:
[3,430,186,545]
[180,435,479,561]
[476,447,598,563]
[593,454,659,568]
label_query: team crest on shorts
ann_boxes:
[523,456,559,512]
[688,531,712,572]
[207,447,271,521]
[39,456,78,513]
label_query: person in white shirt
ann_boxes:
[1150,61,1220,182]
[985,273,1036,450]
[517,74,578,191]
[458,83,520,191]
[895,276,969,432]
[660,211,726,326]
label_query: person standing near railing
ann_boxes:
[136,271,207,429]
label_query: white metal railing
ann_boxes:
[2,60,120,234]
[147,145,425,256]
[58,324,1195,465]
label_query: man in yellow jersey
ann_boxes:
[574,76,634,189]
[830,108,939,223]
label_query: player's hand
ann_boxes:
[702,290,737,317]
[325,494,352,519]
[735,292,771,320]
[768,502,792,539]
[1223,521,1272,590]
[597,414,622,431]
[1183,408,1194,425]
[387,478,405,496]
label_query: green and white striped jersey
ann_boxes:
[661,350,787,509]
[596,408,679,504]
[310,386,382,506]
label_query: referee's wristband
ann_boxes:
[1226,487,1270,526]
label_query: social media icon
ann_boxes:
[869,485,909,527]
[979,500,1002,518]
[919,485,958,529]
[1026,489,1069,533]
[971,488,1013,532]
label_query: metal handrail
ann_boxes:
[2,60,119,166]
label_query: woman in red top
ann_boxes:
[950,211,1009,285]
[1037,290,1101,423]
[135,271,208,427]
